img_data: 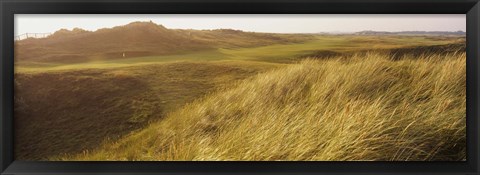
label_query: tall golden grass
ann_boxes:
[63,52,466,161]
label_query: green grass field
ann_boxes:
[14,32,466,161]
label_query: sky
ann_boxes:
[14,14,466,36]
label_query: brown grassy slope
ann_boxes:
[68,52,465,161]
[15,22,313,63]
[14,60,281,160]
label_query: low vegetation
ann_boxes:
[61,51,465,161]
[14,60,280,160]
[14,22,466,160]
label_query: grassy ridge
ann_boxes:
[65,52,466,161]
[15,22,314,63]
[14,60,281,160]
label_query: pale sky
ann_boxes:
[14,14,466,36]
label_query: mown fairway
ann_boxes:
[14,22,466,160]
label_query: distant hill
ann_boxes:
[15,21,313,63]
[354,30,466,36]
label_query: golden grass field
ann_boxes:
[57,52,466,161]
[13,22,466,161]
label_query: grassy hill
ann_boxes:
[13,22,466,161]
[14,60,282,160]
[59,51,465,161]
[14,21,313,63]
